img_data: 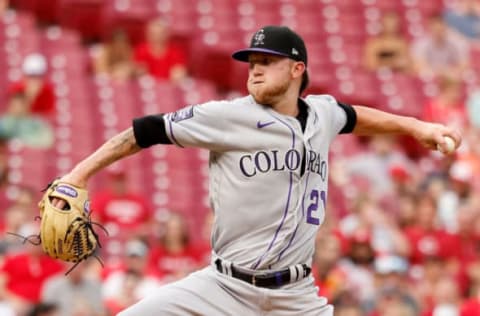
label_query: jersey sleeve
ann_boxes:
[133,101,229,151]
[337,101,357,134]
[306,94,356,139]
[163,101,229,151]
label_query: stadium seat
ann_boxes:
[101,0,157,44]
[57,0,105,41]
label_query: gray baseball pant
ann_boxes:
[117,266,333,316]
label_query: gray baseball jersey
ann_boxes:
[163,94,349,270]
[124,93,355,315]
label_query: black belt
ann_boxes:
[215,259,311,288]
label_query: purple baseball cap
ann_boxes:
[232,26,308,65]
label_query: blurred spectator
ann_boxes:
[148,212,201,282]
[410,257,449,316]
[8,54,56,116]
[91,169,152,239]
[436,161,474,233]
[443,0,480,42]
[455,126,480,189]
[92,29,136,82]
[340,135,412,198]
[423,276,461,316]
[466,87,480,129]
[448,201,480,297]
[104,269,144,315]
[461,284,480,315]
[0,276,15,316]
[0,0,8,16]
[335,304,365,316]
[402,195,456,264]
[396,192,418,229]
[371,255,418,316]
[387,164,415,198]
[0,185,35,229]
[374,298,416,316]
[41,260,106,316]
[363,12,412,73]
[312,233,344,301]
[0,92,54,148]
[422,76,467,131]
[0,197,37,254]
[26,303,59,316]
[102,238,160,304]
[134,17,188,83]
[0,139,10,212]
[335,228,377,311]
[0,224,64,315]
[339,194,410,258]
[370,285,417,316]
[411,14,470,79]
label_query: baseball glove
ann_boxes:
[37,179,104,266]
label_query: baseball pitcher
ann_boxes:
[48,26,461,315]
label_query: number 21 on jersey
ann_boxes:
[306,189,326,225]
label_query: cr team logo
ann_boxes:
[252,29,265,46]
[239,149,327,179]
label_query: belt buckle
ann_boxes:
[252,274,256,286]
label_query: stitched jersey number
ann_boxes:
[306,189,326,225]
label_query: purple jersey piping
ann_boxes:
[251,114,296,270]
[166,116,184,148]
[276,139,314,262]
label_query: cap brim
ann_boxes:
[232,48,290,62]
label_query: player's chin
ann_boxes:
[251,92,272,106]
[248,86,268,104]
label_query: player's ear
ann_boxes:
[291,61,306,80]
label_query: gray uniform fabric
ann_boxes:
[118,266,333,316]
[119,94,348,315]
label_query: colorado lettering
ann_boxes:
[306,150,327,181]
[240,149,301,177]
[240,149,329,177]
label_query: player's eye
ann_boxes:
[249,58,272,69]
[259,57,272,65]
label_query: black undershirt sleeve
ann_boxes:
[296,99,308,132]
[337,101,357,134]
[132,114,172,148]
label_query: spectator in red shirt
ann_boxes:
[8,54,55,116]
[461,291,480,316]
[134,17,188,83]
[446,200,480,296]
[148,212,201,283]
[90,170,152,239]
[402,195,456,265]
[0,224,64,315]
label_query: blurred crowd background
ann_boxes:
[0,0,479,315]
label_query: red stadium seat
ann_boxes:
[101,0,157,44]
[57,0,105,41]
